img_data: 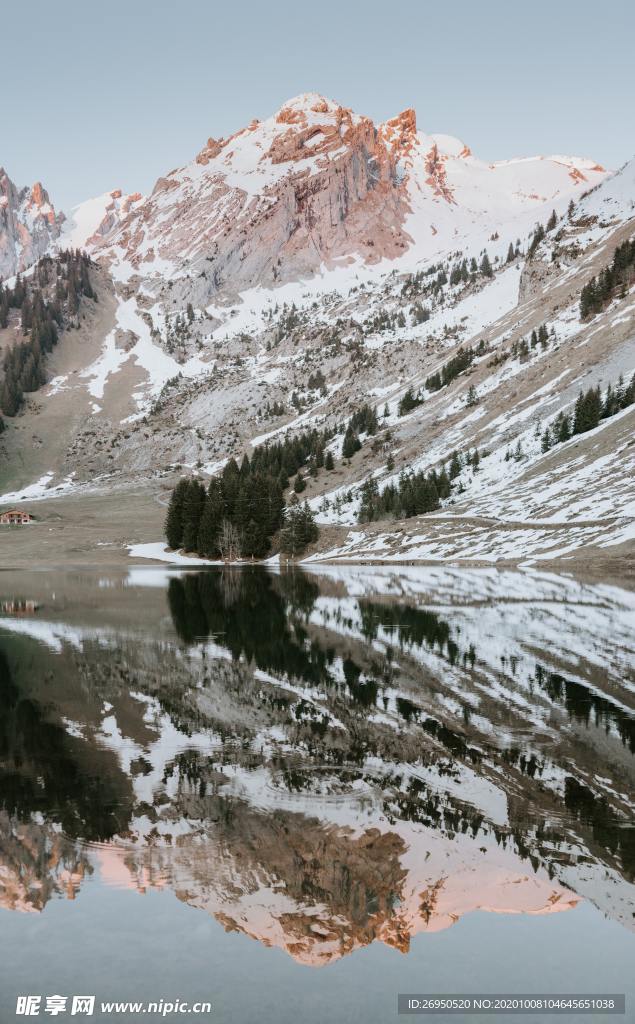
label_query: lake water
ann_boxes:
[0,565,633,1023]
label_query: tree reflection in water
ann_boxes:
[0,566,633,959]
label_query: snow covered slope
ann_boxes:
[58,189,143,251]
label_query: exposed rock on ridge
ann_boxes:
[0,168,64,277]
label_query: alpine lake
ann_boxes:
[0,564,633,1023]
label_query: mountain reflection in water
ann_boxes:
[0,565,633,966]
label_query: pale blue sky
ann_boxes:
[2,0,633,212]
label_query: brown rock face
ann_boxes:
[424,143,456,204]
[196,138,227,165]
[0,168,63,277]
[98,96,413,297]
[380,108,418,153]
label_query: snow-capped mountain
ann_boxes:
[0,94,633,567]
[84,93,608,296]
[0,168,64,278]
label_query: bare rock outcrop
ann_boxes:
[0,168,64,277]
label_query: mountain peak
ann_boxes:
[275,92,341,117]
[45,93,610,297]
[0,167,63,276]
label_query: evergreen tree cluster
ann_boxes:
[349,403,379,435]
[540,373,635,452]
[165,462,284,560]
[449,260,470,286]
[358,465,451,522]
[0,250,94,416]
[527,222,546,259]
[509,323,551,364]
[279,499,319,556]
[165,424,334,558]
[341,403,379,457]
[398,387,424,415]
[364,307,407,334]
[425,340,486,392]
[261,399,285,420]
[164,311,194,354]
[166,398,392,557]
[505,240,521,263]
[364,249,501,339]
[358,445,481,524]
[307,368,326,392]
[400,263,447,299]
[579,238,635,319]
[342,425,361,459]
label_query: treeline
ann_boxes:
[165,466,318,561]
[0,251,95,417]
[580,238,635,320]
[541,373,635,452]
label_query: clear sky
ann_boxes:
[2,0,633,212]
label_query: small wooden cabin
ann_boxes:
[0,508,34,525]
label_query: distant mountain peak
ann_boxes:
[0,168,64,277]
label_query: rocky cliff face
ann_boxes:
[89,93,607,299]
[94,94,411,294]
[0,168,64,278]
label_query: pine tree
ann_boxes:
[165,478,189,549]
[449,450,461,479]
[342,425,361,458]
[480,252,493,278]
[241,518,260,559]
[555,412,571,443]
[324,450,334,471]
[181,479,206,551]
[280,500,318,556]
[299,501,318,546]
[293,471,306,493]
[466,384,479,407]
[527,223,545,259]
[197,480,224,556]
[398,388,424,415]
